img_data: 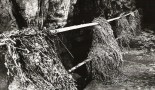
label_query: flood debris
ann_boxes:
[4,28,77,90]
[115,10,141,49]
[86,18,123,83]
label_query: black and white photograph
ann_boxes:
[0,0,155,90]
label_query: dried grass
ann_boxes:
[3,28,77,90]
[86,17,123,83]
[115,16,133,49]
[115,10,141,49]
[128,10,141,34]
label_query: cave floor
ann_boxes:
[84,50,155,90]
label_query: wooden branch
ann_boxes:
[50,22,98,33]
[51,12,134,33]
[0,11,135,47]
[68,58,91,73]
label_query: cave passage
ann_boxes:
[136,0,155,24]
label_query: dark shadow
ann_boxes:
[10,0,28,29]
[136,0,155,24]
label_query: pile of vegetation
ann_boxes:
[86,18,123,83]
[0,0,143,90]
[0,28,77,90]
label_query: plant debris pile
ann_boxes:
[115,10,141,49]
[86,18,123,83]
[128,10,141,34]
[2,28,77,90]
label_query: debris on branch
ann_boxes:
[4,28,77,90]
[115,10,141,49]
[0,0,143,89]
[86,18,123,82]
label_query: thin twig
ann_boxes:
[68,58,91,73]
[57,35,74,58]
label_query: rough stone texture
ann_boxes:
[0,0,16,32]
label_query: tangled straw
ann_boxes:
[86,17,123,82]
[5,28,77,90]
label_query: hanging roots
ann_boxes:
[4,28,77,90]
[115,10,141,49]
[86,17,123,83]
